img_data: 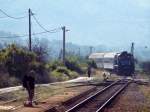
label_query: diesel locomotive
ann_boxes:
[89,51,135,76]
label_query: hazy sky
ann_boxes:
[0,0,150,46]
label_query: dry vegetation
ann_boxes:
[139,85,150,112]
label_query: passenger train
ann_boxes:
[89,51,135,76]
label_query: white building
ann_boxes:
[89,52,120,70]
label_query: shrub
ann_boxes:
[56,66,70,75]
[46,60,63,71]
[69,71,79,79]
[0,73,20,88]
[50,70,69,82]
[0,44,51,86]
[65,56,83,74]
[49,66,79,82]
[87,60,97,68]
[9,76,20,86]
[3,45,36,79]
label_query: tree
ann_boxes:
[32,38,51,62]
[1,44,36,78]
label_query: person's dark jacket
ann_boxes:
[22,71,35,89]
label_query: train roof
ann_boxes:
[89,52,119,59]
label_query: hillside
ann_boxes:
[0,31,149,62]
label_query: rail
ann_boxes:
[66,79,123,112]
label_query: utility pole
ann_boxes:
[78,47,80,56]
[131,42,134,56]
[61,26,69,63]
[89,46,93,55]
[58,49,63,60]
[131,42,135,78]
[29,8,32,51]
[62,26,66,64]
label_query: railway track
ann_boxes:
[0,82,96,111]
[0,79,130,112]
[65,79,131,112]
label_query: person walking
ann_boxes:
[22,69,35,107]
[87,66,91,78]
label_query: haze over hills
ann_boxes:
[0,31,149,61]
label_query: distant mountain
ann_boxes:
[0,31,21,47]
[49,40,99,58]
[0,31,149,62]
[48,39,125,59]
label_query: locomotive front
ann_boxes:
[117,51,135,76]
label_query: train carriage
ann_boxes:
[89,51,134,76]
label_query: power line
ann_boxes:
[0,16,9,19]
[0,9,61,40]
[32,14,61,33]
[0,29,60,38]
[32,14,49,32]
[0,9,27,19]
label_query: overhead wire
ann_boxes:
[0,9,27,19]
[0,16,9,19]
[0,29,61,38]
[0,10,61,38]
[32,14,61,33]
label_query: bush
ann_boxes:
[0,45,37,79]
[46,60,63,71]
[0,44,51,86]
[29,61,50,84]
[9,76,20,86]
[87,60,97,68]
[65,56,83,74]
[69,71,79,79]
[49,66,79,82]
[0,73,20,88]
[50,70,69,82]
[56,66,70,76]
